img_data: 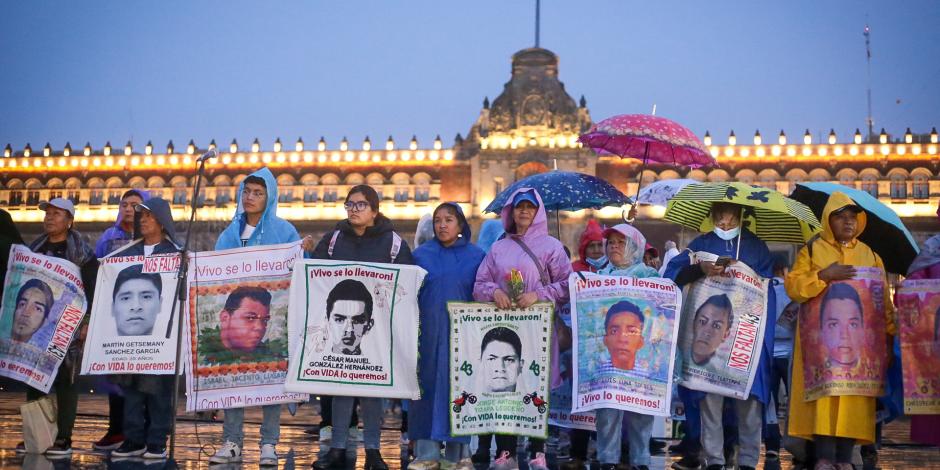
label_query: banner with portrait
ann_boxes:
[184,241,306,412]
[570,273,682,416]
[82,248,181,375]
[0,245,87,392]
[284,260,426,399]
[798,267,886,401]
[676,252,769,399]
[448,302,552,439]
[892,279,939,413]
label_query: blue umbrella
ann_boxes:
[483,171,632,213]
[789,182,918,275]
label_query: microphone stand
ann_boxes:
[167,154,211,461]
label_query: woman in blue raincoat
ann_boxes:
[409,202,486,470]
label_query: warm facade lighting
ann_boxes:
[728,130,736,146]
[187,140,196,154]
[931,127,938,144]
[777,130,785,146]
[124,141,133,156]
[904,128,913,144]
[63,143,71,157]
[703,131,711,146]
[318,137,326,151]
[43,143,51,157]
[854,129,863,145]
[386,136,395,151]
[434,135,443,150]
[294,138,302,152]
[145,141,153,155]
[362,136,372,151]
[251,138,261,153]
[803,129,812,145]
[24,143,32,157]
[209,140,217,151]
[3,144,11,158]
[230,139,238,153]
[166,140,174,154]
[828,129,837,145]
[273,138,282,153]
[340,137,349,151]
[879,128,888,144]
[410,135,418,151]
[103,142,111,156]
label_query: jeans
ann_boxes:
[415,439,469,462]
[814,434,854,464]
[26,361,78,442]
[319,396,358,428]
[108,393,124,435]
[476,434,518,458]
[569,428,590,460]
[331,397,382,449]
[123,377,173,448]
[222,404,281,447]
[764,356,790,452]
[700,394,762,468]
[596,408,653,466]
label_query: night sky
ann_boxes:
[2,0,938,150]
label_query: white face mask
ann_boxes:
[713,226,740,241]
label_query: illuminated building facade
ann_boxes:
[2,46,938,251]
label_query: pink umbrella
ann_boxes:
[578,114,714,168]
[579,114,715,220]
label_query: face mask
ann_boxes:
[713,226,740,241]
[587,255,608,270]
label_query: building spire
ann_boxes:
[535,0,540,48]
[864,21,874,141]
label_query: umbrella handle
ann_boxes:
[629,142,651,221]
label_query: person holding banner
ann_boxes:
[473,188,571,470]
[103,197,179,460]
[16,198,98,457]
[593,223,661,470]
[903,231,940,447]
[208,167,301,466]
[663,202,776,470]
[785,192,895,470]
[0,208,25,299]
[408,202,485,470]
[307,183,413,470]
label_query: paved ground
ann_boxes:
[0,393,936,469]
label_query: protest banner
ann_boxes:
[894,279,940,414]
[798,267,886,401]
[676,252,769,399]
[0,245,87,392]
[184,241,306,411]
[448,302,552,439]
[284,260,426,399]
[82,246,181,375]
[570,273,681,416]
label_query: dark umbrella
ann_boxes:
[789,182,918,275]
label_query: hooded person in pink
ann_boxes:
[472,188,571,470]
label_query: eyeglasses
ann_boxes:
[344,201,370,212]
[242,189,265,199]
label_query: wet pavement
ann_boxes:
[0,392,936,469]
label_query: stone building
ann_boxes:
[2,46,938,254]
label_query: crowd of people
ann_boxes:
[1,165,938,470]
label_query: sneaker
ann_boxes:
[348,426,363,442]
[364,448,389,470]
[319,425,333,443]
[15,442,26,454]
[528,452,549,470]
[94,433,126,451]
[313,448,347,470]
[209,441,242,464]
[649,439,667,455]
[111,441,147,458]
[43,438,73,457]
[671,455,702,470]
[408,460,441,470]
[766,449,780,459]
[489,451,518,470]
[454,458,475,470]
[260,443,278,466]
[143,445,168,459]
[400,431,410,446]
[471,449,491,466]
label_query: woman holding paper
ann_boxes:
[785,191,895,470]
[408,202,485,470]
[904,230,940,447]
[473,188,572,470]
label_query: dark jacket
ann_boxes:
[311,214,413,264]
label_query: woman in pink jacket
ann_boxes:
[472,188,572,470]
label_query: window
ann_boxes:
[26,191,40,206]
[913,177,929,199]
[90,191,104,205]
[107,191,122,205]
[323,188,338,203]
[50,190,63,200]
[303,188,319,203]
[415,187,430,202]
[173,189,188,205]
[9,191,23,206]
[278,191,293,203]
[67,191,80,204]
[394,188,409,202]
[890,177,907,199]
[860,179,878,198]
[216,189,231,206]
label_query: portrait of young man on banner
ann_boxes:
[82,256,180,376]
[897,278,940,414]
[0,245,87,392]
[285,259,425,399]
[798,267,887,401]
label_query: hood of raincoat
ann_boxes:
[500,187,549,242]
[577,219,605,264]
[215,167,300,249]
[133,197,179,246]
[476,219,504,253]
[908,235,940,276]
[603,223,647,267]
[819,191,867,246]
[414,213,435,248]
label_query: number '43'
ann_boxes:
[529,362,541,376]
[460,361,473,376]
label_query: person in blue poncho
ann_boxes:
[408,203,485,470]
[209,167,300,467]
[475,219,505,254]
[663,202,775,470]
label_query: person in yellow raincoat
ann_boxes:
[785,191,896,470]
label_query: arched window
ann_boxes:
[859,170,879,198]
[889,173,907,199]
[277,174,296,203]
[912,169,931,199]
[835,169,857,189]
[300,173,320,203]
[321,173,340,202]
[413,172,432,202]
[25,178,43,206]
[391,172,411,202]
